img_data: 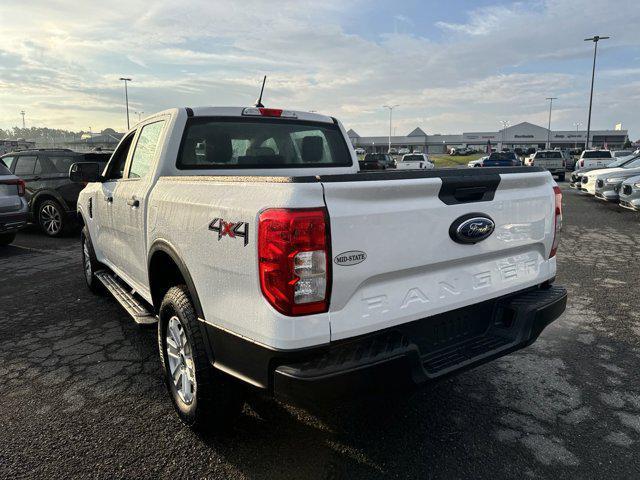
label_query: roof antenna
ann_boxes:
[255,75,267,107]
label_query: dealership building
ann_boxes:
[347,122,629,154]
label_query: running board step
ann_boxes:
[95,271,157,325]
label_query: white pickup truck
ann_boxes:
[524,150,566,181]
[70,106,567,430]
[575,149,613,169]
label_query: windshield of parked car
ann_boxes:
[622,156,640,169]
[402,155,424,162]
[363,153,389,162]
[583,150,612,158]
[177,117,352,169]
[535,151,562,159]
[488,152,516,160]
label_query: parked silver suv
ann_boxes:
[619,174,640,211]
[0,162,28,245]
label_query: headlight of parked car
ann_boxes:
[606,177,622,184]
[635,182,640,189]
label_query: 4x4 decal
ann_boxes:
[208,218,249,246]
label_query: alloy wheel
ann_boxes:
[165,316,196,405]
[41,204,62,235]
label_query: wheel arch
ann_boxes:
[148,240,204,319]
[31,190,70,217]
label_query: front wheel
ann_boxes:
[81,228,104,294]
[558,173,565,182]
[158,285,245,430]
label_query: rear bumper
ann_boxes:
[203,285,567,403]
[0,211,28,233]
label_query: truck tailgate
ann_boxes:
[321,169,556,341]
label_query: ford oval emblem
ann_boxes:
[449,214,495,244]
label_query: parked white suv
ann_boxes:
[71,106,567,430]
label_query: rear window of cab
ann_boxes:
[176,117,352,169]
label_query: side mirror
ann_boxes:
[69,162,101,183]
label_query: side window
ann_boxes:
[48,156,77,174]
[104,133,135,181]
[1,156,15,170]
[34,158,44,174]
[128,121,165,179]
[14,156,37,176]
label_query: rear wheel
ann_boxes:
[158,285,245,430]
[0,233,16,246]
[38,199,68,237]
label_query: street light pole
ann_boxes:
[500,120,509,150]
[584,35,610,150]
[573,122,582,149]
[119,77,132,130]
[546,97,557,149]
[383,104,399,153]
[20,110,25,128]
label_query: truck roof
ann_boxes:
[149,106,335,124]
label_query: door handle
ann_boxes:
[105,196,113,203]
[127,197,140,208]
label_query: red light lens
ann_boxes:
[259,108,283,117]
[549,185,562,258]
[258,208,330,316]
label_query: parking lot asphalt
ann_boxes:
[1,183,639,480]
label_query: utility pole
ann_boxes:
[500,120,509,150]
[383,104,399,153]
[119,77,132,130]
[546,97,557,149]
[584,35,610,150]
[573,122,582,149]
[20,110,25,128]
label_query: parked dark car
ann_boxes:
[0,149,110,236]
[0,162,28,245]
[482,151,522,167]
[359,153,395,170]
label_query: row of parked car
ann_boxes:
[569,149,640,211]
[358,152,435,170]
[0,148,111,245]
[467,149,637,183]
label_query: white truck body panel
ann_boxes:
[323,171,556,340]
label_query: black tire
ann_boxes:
[558,173,566,182]
[0,233,16,246]
[81,227,104,294]
[37,199,69,237]
[158,285,245,430]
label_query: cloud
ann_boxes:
[0,0,638,137]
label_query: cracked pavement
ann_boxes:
[0,183,639,479]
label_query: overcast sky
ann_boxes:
[1,0,639,137]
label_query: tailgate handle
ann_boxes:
[454,186,487,202]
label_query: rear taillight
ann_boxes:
[258,208,330,316]
[579,159,584,168]
[1,178,26,196]
[549,186,562,258]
